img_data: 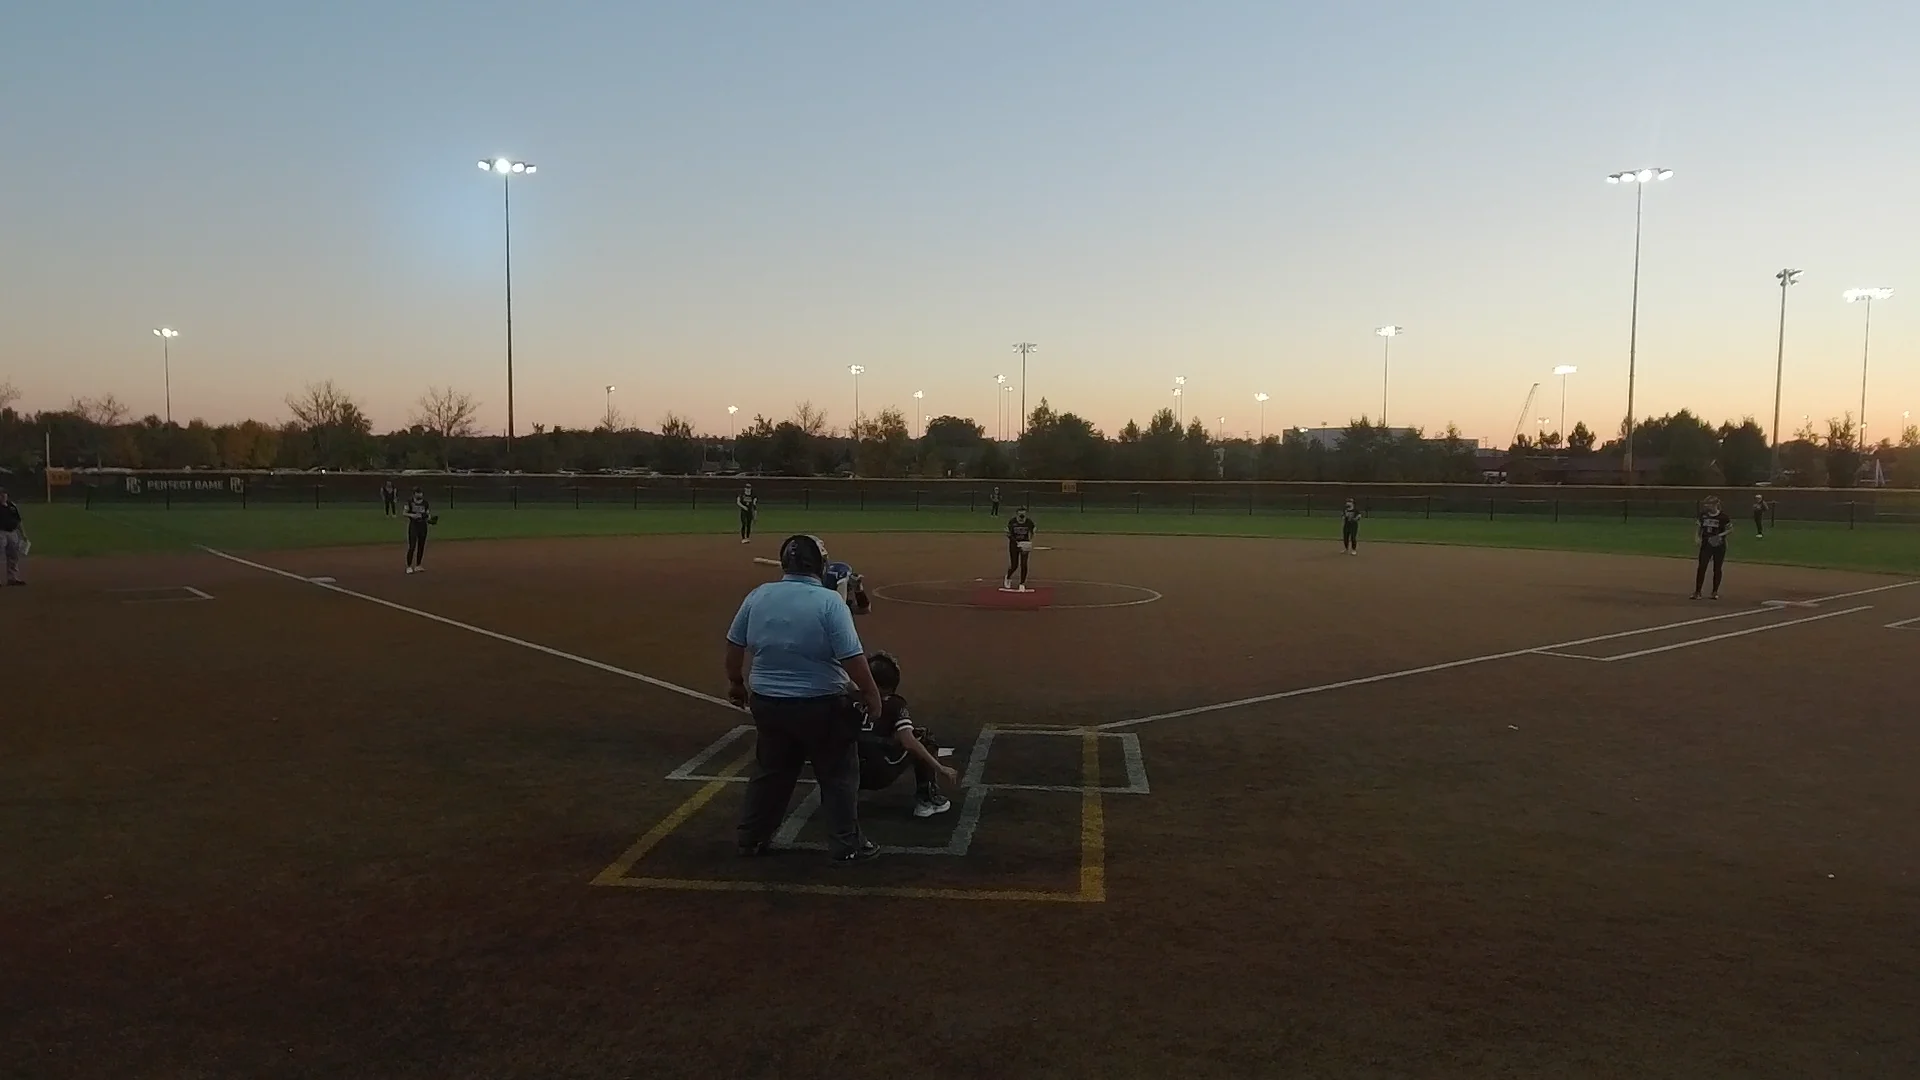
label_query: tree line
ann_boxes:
[2,376,1916,488]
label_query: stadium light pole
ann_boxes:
[1769,268,1803,479]
[603,384,617,430]
[479,157,536,458]
[152,327,179,424]
[993,374,1008,441]
[1012,342,1038,437]
[1002,384,1014,439]
[1375,326,1402,426]
[1845,288,1893,449]
[1607,167,1673,484]
[727,404,738,440]
[848,365,865,433]
[1552,365,1577,438]
[1254,392,1270,440]
[1173,375,1186,425]
[912,389,925,437]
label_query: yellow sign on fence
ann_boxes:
[45,468,72,487]
[1061,480,1077,494]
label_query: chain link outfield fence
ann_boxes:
[51,471,1920,528]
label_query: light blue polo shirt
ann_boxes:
[727,574,864,699]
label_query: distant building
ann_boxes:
[1289,426,1424,451]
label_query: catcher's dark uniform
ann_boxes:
[858,693,940,797]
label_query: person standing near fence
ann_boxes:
[403,487,435,575]
[381,477,398,518]
[1751,494,1769,539]
[727,533,884,863]
[988,486,1001,516]
[1341,498,1362,555]
[0,488,26,586]
[737,484,758,543]
[1692,495,1732,601]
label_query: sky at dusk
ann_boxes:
[3,0,1916,446]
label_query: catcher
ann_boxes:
[403,486,439,575]
[856,652,958,818]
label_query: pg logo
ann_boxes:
[125,476,144,495]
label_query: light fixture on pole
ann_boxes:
[1003,384,1014,439]
[1254,392,1270,440]
[478,156,536,457]
[1607,166,1673,484]
[1012,342,1038,437]
[1845,288,1893,449]
[912,390,925,437]
[152,327,180,424]
[603,384,617,430]
[1551,365,1577,437]
[727,404,739,440]
[1173,376,1186,425]
[1375,326,1403,426]
[1769,269,1804,478]
[1217,416,1227,438]
[993,374,1008,441]
[848,365,865,433]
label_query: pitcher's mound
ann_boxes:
[875,579,1161,610]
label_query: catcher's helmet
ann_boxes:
[778,534,829,578]
[868,651,901,691]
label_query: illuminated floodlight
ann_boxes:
[1254,392,1269,403]
[1552,365,1577,376]
[1845,287,1893,303]
[1375,325,1402,338]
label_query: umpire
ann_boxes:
[725,533,883,863]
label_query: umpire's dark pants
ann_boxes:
[739,693,865,857]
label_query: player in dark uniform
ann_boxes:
[1751,493,1768,540]
[856,653,958,818]
[1341,498,1362,555]
[823,560,872,614]
[403,487,436,574]
[737,484,758,543]
[1692,495,1732,600]
[1004,508,1037,590]
[381,478,398,517]
[988,486,1001,516]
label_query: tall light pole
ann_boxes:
[848,365,865,434]
[727,404,739,440]
[1552,365,1577,437]
[993,374,1008,440]
[479,157,536,458]
[1012,342,1038,437]
[152,327,179,424]
[1002,384,1014,439]
[1770,268,1803,479]
[912,390,925,437]
[1375,326,1402,426]
[1254,392,1270,440]
[1845,288,1893,449]
[603,384,617,430]
[1173,375,1186,425]
[1607,167,1673,484]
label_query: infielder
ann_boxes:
[737,484,758,543]
[1692,495,1732,601]
[1004,508,1037,590]
[0,488,26,586]
[1341,498,1362,555]
[403,487,437,574]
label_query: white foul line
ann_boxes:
[1594,605,1872,661]
[1887,616,1920,630]
[198,546,737,710]
[1096,583,1909,731]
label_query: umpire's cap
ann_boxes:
[778,534,829,578]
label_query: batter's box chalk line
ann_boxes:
[667,724,1152,797]
[109,585,215,604]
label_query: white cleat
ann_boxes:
[1003,578,1012,590]
[405,567,415,574]
[913,795,953,818]
[741,538,750,544]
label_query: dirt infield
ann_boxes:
[6,532,1920,1078]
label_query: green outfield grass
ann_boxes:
[19,503,1920,576]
